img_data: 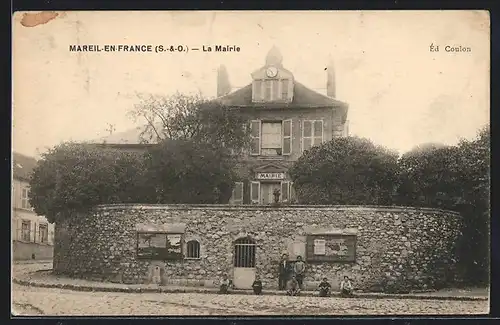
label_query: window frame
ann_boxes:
[185,240,201,259]
[21,220,31,242]
[38,223,48,243]
[21,187,31,210]
[302,120,324,152]
[281,79,289,100]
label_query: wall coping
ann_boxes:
[93,204,461,216]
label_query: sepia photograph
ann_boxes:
[11,10,490,316]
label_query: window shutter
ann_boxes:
[282,119,292,155]
[250,120,261,155]
[251,181,260,204]
[281,181,290,202]
[231,182,244,204]
[290,181,295,202]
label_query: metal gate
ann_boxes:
[234,237,256,267]
[233,237,256,288]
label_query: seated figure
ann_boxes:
[287,277,301,296]
[340,276,354,297]
[219,274,231,294]
[318,277,331,297]
[252,275,263,295]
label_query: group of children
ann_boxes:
[219,273,354,297]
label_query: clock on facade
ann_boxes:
[266,67,278,78]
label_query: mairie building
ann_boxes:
[99,47,349,205]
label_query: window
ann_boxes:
[251,181,260,204]
[251,120,292,156]
[253,78,291,102]
[281,79,289,99]
[264,80,272,101]
[302,120,324,152]
[231,182,244,204]
[186,240,201,259]
[39,224,48,243]
[21,220,31,241]
[137,232,183,260]
[250,120,261,155]
[253,80,262,100]
[21,187,31,210]
[261,122,282,156]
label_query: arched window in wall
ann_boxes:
[186,240,201,259]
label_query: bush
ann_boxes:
[289,136,400,205]
[29,142,149,223]
[143,139,237,204]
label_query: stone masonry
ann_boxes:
[53,205,462,293]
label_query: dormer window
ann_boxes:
[253,78,290,102]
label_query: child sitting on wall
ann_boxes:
[287,277,301,296]
[252,275,263,295]
[219,274,231,294]
[318,277,332,297]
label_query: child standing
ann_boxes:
[293,255,306,289]
[287,277,301,296]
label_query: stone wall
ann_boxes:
[53,205,462,293]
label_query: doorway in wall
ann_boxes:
[233,237,256,289]
[260,182,281,204]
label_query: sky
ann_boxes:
[12,11,490,158]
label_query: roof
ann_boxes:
[12,152,38,181]
[216,81,348,108]
[215,81,349,123]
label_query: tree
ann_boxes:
[143,139,237,204]
[396,126,490,284]
[29,142,151,223]
[128,92,250,153]
[289,136,400,205]
[396,143,465,210]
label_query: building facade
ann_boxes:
[96,47,349,205]
[216,47,349,204]
[12,152,54,260]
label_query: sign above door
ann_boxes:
[256,172,285,180]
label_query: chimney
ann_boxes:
[326,58,336,98]
[217,64,231,97]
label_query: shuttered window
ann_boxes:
[302,120,324,152]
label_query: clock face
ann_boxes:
[266,67,278,78]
